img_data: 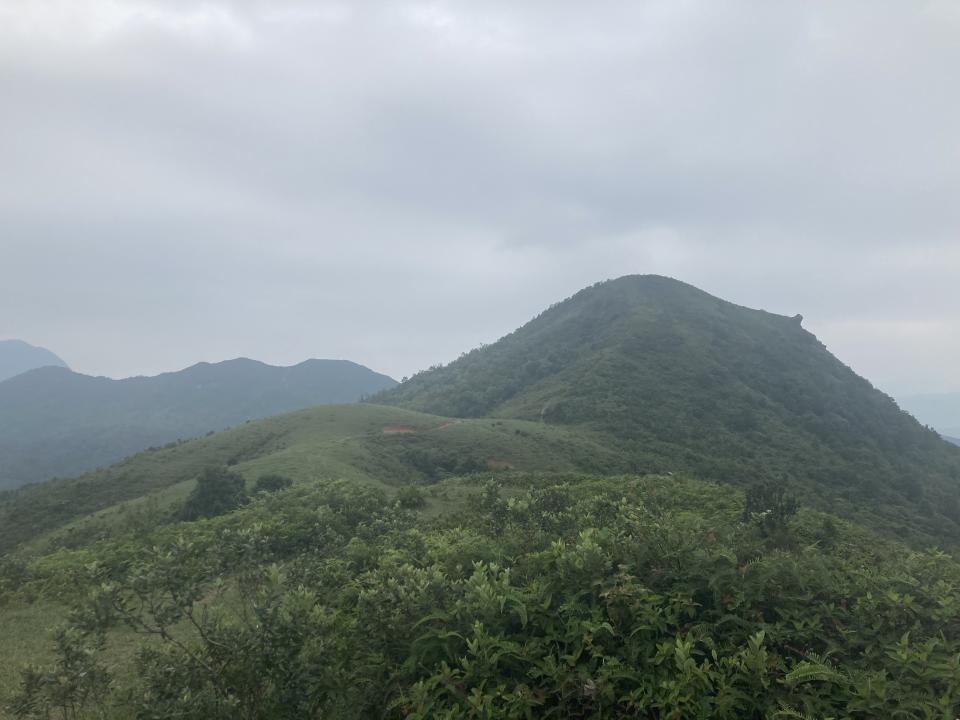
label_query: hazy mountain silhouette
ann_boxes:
[0,358,396,489]
[0,339,68,382]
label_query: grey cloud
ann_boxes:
[0,0,957,394]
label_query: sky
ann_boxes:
[1,0,958,396]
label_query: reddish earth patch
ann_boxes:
[487,458,515,470]
[434,421,458,430]
[382,425,416,434]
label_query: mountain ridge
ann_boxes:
[0,339,68,383]
[377,274,960,537]
[0,357,396,489]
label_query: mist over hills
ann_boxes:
[0,358,396,489]
[0,339,68,382]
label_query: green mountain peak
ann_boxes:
[378,275,960,538]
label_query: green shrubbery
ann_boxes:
[10,474,960,718]
[396,484,427,509]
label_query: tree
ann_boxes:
[252,474,293,494]
[743,479,798,538]
[180,467,248,521]
[396,484,426,509]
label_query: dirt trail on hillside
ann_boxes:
[382,419,462,434]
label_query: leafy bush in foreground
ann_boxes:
[11,474,960,719]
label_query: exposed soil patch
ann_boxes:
[487,458,515,470]
[382,425,416,434]
[434,421,458,431]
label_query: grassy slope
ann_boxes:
[1,412,958,715]
[0,406,626,714]
[0,603,62,704]
[0,602,150,717]
[0,404,625,557]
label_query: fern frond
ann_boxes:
[773,706,833,720]
[784,659,845,686]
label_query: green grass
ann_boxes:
[0,602,62,710]
[2,404,628,558]
[0,404,423,554]
[0,601,200,720]
[0,602,145,719]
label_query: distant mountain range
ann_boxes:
[0,358,396,489]
[0,339,68,382]
[896,392,960,441]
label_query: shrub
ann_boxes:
[179,467,248,521]
[252,474,293,494]
[743,479,798,538]
[396,485,426,509]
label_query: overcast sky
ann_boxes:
[1,1,958,395]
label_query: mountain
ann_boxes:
[897,391,960,439]
[377,275,960,536]
[0,339,68,382]
[947,436,960,447]
[7,277,956,541]
[0,358,396,489]
[4,277,960,717]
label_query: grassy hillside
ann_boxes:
[377,275,960,541]
[0,403,624,556]
[0,358,396,489]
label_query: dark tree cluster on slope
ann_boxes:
[179,467,248,521]
[743,479,799,540]
[252,474,293,494]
